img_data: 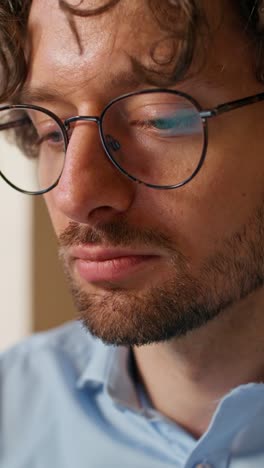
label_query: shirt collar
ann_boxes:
[76,334,140,411]
[72,321,264,439]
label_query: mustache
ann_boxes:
[58,220,176,252]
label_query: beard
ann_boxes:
[58,201,264,347]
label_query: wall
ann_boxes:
[1,156,75,352]
[0,179,33,351]
[32,197,75,332]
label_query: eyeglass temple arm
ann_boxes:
[0,118,29,131]
[200,92,264,119]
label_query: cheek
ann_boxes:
[44,191,66,237]
[204,111,264,215]
[145,116,264,264]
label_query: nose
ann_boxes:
[52,119,136,224]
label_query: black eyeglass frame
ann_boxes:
[1,88,264,195]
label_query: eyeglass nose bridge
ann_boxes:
[64,115,100,129]
[63,115,121,154]
[63,115,102,150]
[63,115,103,153]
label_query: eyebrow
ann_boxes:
[13,72,143,105]
[11,69,220,107]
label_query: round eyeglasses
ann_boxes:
[0,88,264,194]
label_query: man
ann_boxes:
[0,0,264,466]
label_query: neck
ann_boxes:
[133,287,264,439]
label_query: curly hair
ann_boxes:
[0,0,263,103]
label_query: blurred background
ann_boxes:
[0,179,76,352]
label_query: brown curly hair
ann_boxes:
[0,0,263,103]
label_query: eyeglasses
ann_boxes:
[0,88,264,195]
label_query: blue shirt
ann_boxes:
[1,320,264,468]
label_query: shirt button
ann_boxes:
[193,463,214,468]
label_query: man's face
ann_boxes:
[27,0,264,346]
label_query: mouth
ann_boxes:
[69,246,160,283]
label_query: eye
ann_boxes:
[148,115,185,131]
[38,130,64,145]
[129,108,201,137]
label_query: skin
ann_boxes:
[27,0,264,438]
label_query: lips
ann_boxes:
[69,246,159,283]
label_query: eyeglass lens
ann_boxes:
[102,92,205,188]
[0,92,205,194]
[0,107,65,193]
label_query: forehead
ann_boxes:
[26,0,247,104]
[27,0,178,97]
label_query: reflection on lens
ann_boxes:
[105,134,121,152]
[0,107,65,193]
[102,92,205,187]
